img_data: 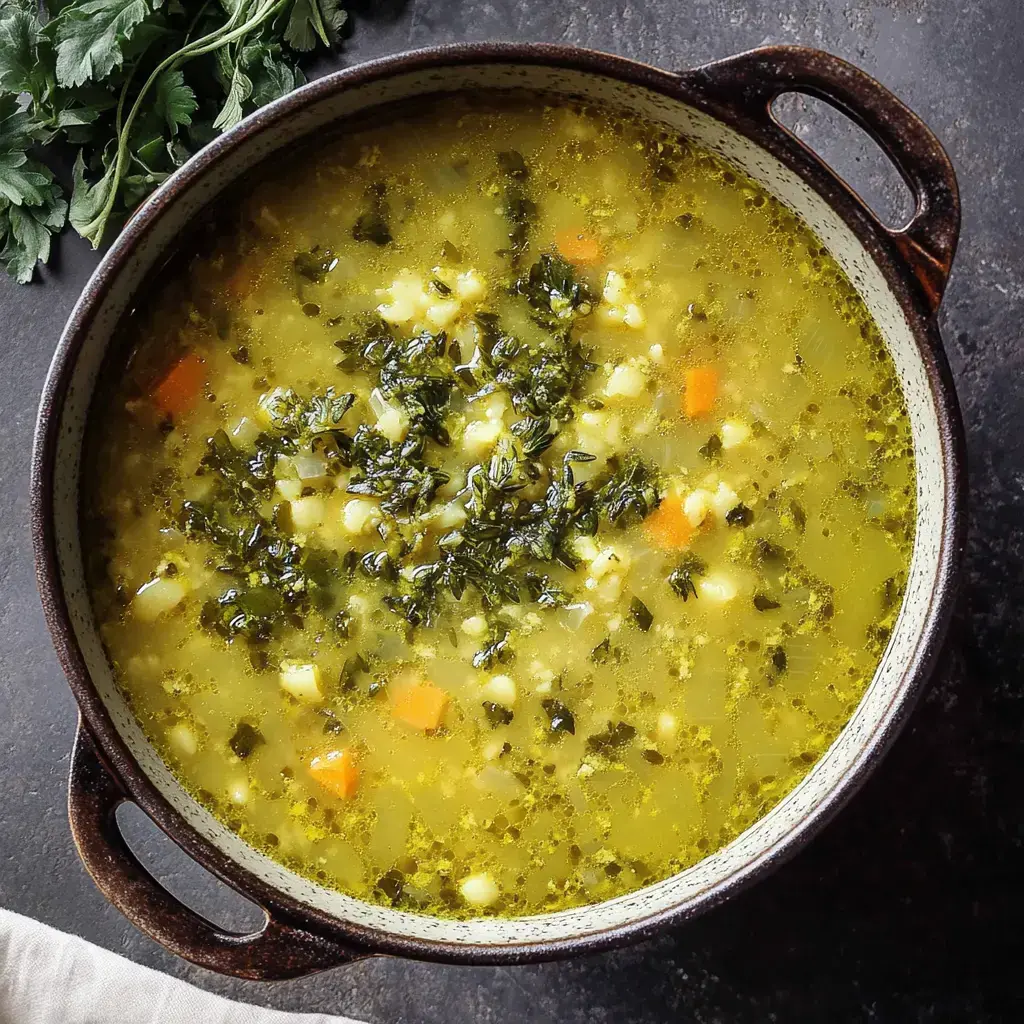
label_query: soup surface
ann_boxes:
[84,94,915,918]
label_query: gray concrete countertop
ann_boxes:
[1,2,1019,1020]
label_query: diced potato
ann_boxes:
[279,661,322,702]
[721,420,751,448]
[462,418,502,455]
[699,572,738,603]
[590,545,630,579]
[132,575,188,622]
[290,495,325,532]
[460,872,500,907]
[710,481,739,521]
[455,269,487,302]
[482,674,517,705]
[605,362,646,399]
[375,403,410,443]
[684,488,714,527]
[425,299,461,329]
[377,272,430,324]
[342,498,381,536]
[622,303,646,329]
[275,478,303,501]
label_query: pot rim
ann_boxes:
[31,41,966,966]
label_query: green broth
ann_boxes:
[83,94,915,918]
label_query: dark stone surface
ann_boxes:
[1,1,1020,1020]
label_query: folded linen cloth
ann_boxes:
[0,908,366,1024]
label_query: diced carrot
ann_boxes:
[391,681,449,731]
[683,366,718,418]
[555,229,604,266]
[153,352,205,416]
[309,748,359,800]
[644,495,694,551]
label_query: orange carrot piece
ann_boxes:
[309,748,359,800]
[555,229,604,266]
[683,366,719,418]
[153,352,205,416]
[644,495,694,551]
[391,681,449,731]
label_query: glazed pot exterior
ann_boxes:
[31,43,965,979]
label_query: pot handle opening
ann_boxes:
[68,721,362,980]
[679,45,960,313]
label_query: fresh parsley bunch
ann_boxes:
[0,0,348,283]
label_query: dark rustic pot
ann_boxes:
[31,43,965,980]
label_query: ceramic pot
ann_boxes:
[31,43,965,979]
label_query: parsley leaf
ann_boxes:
[0,0,355,280]
[52,0,152,89]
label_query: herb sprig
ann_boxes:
[0,0,349,283]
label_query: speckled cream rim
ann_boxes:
[43,52,954,950]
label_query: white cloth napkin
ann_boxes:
[0,908,366,1024]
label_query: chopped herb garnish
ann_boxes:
[753,594,781,611]
[352,183,392,245]
[668,554,706,601]
[228,722,265,760]
[726,503,754,527]
[339,653,369,690]
[642,749,665,765]
[699,434,723,460]
[629,596,653,632]
[482,701,515,727]
[516,254,595,325]
[541,698,576,736]
[587,721,636,753]
[771,646,788,672]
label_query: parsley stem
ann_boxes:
[83,0,291,247]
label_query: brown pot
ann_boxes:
[31,43,965,979]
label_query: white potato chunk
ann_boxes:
[590,545,630,579]
[455,269,487,302]
[684,488,714,528]
[424,300,461,329]
[482,674,517,706]
[342,498,380,536]
[377,272,430,325]
[460,872,500,907]
[699,572,738,603]
[622,303,646,329]
[721,420,751,449]
[275,478,303,501]
[605,362,646,399]
[463,418,502,455]
[132,576,188,622]
[290,495,325,533]
[279,661,322,702]
[376,404,410,443]
[711,481,740,521]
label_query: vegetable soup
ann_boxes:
[83,94,915,918]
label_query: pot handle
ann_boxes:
[678,45,960,312]
[68,721,361,980]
